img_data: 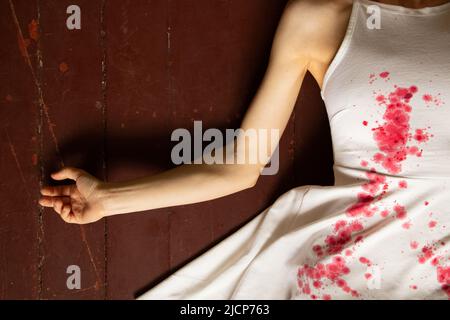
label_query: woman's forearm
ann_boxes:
[99,163,259,216]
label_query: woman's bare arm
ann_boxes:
[39,0,350,224]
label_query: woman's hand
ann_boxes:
[39,167,107,224]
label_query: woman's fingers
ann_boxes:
[38,196,77,223]
[40,184,73,197]
[38,196,71,214]
[61,204,73,222]
[38,196,55,207]
[40,167,84,199]
[51,167,86,182]
[38,166,97,224]
[53,198,64,214]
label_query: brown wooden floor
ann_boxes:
[0,0,334,299]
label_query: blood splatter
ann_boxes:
[394,205,407,219]
[376,94,386,103]
[402,221,412,230]
[413,129,430,143]
[297,71,447,299]
[410,241,419,250]
[359,257,372,266]
[423,93,444,107]
[423,94,433,102]
[346,193,375,218]
[312,220,364,256]
[436,266,450,298]
[409,86,418,93]
[297,256,359,299]
[370,74,449,299]
[346,169,388,218]
[418,244,436,264]
[370,84,431,174]
[428,220,437,229]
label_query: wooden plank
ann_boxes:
[166,0,231,272]
[105,0,171,299]
[207,0,295,242]
[294,73,334,186]
[0,0,40,300]
[39,0,105,299]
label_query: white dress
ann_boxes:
[139,0,450,300]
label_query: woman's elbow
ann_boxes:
[232,165,261,190]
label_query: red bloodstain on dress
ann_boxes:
[297,256,359,299]
[294,69,448,300]
[380,71,390,79]
[437,266,450,298]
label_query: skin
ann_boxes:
[39,0,450,224]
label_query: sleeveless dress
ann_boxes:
[139,0,450,300]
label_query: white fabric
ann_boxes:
[139,0,450,300]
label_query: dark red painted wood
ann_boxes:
[294,73,334,187]
[206,0,297,244]
[0,0,40,300]
[39,0,105,299]
[105,0,172,299]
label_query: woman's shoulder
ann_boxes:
[278,0,355,82]
[280,0,353,42]
[278,0,353,56]
[284,0,353,20]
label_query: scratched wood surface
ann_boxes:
[0,0,40,300]
[39,0,106,299]
[0,0,333,299]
